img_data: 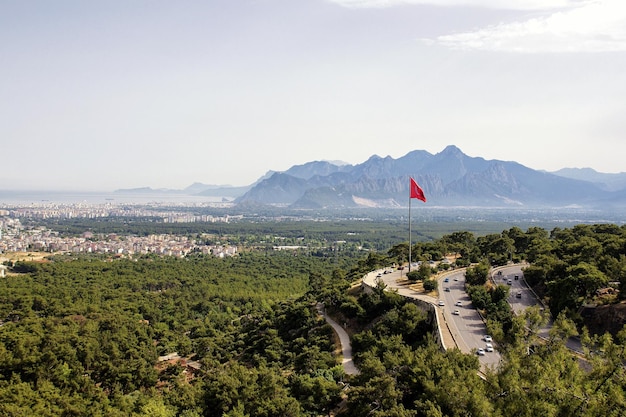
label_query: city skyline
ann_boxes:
[2,0,625,191]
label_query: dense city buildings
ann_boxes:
[0,203,236,258]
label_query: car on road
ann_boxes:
[486,343,494,352]
[507,279,512,285]
[453,309,460,315]
[516,292,522,298]
[484,335,493,343]
[444,277,449,282]
[376,273,382,278]
[477,348,485,356]
[455,301,462,306]
[444,287,450,292]
[438,300,445,306]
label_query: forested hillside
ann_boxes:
[0,223,625,416]
[0,253,354,416]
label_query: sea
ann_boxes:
[0,190,227,206]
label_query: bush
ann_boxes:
[423,279,437,292]
[406,270,421,282]
[465,263,489,286]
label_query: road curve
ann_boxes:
[492,264,584,354]
[363,267,501,371]
[316,303,360,375]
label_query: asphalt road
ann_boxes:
[493,264,553,341]
[438,269,501,369]
[492,265,537,315]
[492,264,584,354]
[492,265,552,339]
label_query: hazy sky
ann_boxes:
[2,0,625,191]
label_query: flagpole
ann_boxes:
[408,177,425,274]
[408,188,412,273]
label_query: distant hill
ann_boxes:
[114,183,252,198]
[113,186,183,194]
[550,168,626,192]
[235,145,626,209]
[194,185,252,198]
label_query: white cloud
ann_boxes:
[327,0,582,10]
[328,0,626,53]
[434,0,626,52]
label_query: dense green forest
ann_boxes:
[1,223,625,416]
[0,252,351,416]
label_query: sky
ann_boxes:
[1,0,625,191]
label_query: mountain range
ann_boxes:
[117,145,626,209]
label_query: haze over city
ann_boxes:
[2,0,625,191]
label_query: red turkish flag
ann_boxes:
[410,177,426,202]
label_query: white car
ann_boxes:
[453,309,460,315]
[486,343,494,352]
[484,335,493,343]
[477,348,486,356]
[438,300,445,306]
[455,301,462,306]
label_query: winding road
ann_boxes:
[317,303,360,375]
[492,264,584,354]
[362,266,503,370]
[326,262,582,378]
